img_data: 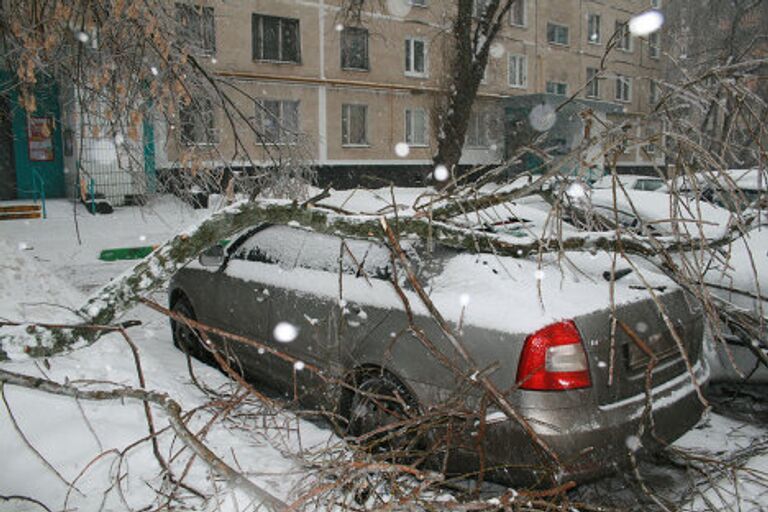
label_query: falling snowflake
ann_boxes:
[394,142,410,157]
[273,322,298,343]
[489,42,505,59]
[460,293,470,307]
[534,269,545,281]
[386,0,411,17]
[150,66,159,76]
[433,164,449,182]
[294,361,305,371]
[75,31,89,43]
[636,322,648,333]
[528,104,557,132]
[625,435,642,452]
[628,10,664,37]
[334,23,344,32]
[565,183,586,199]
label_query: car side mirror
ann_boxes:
[199,245,225,267]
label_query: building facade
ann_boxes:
[159,0,666,187]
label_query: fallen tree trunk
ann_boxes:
[0,195,753,360]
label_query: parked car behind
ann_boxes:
[169,217,709,486]
[582,188,768,382]
[592,174,665,192]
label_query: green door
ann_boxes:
[0,96,15,200]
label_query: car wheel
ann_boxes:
[346,371,422,459]
[171,296,213,364]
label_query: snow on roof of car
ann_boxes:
[589,188,734,239]
[670,168,767,192]
[592,174,663,190]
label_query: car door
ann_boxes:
[199,229,278,383]
[245,227,396,410]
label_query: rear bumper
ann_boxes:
[458,359,710,486]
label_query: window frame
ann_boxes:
[341,26,370,71]
[586,67,600,99]
[615,20,632,52]
[175,3,216,56]
[546,22,570,46]
[465,110,490,149]
[509,0,527,27]
[409,0,427,7]
[508,53,528,88]
[179,96,218,146]
[341,103,369,147]
[252,14,302,64]
[615,74,632,103]
[255,99,300,145]
[546,81,568,96]
[404,108,428,147]
[404,37,428,77]
[648,32,660,59]
[587,13,601,44]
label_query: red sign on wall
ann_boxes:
[28,116,54,162]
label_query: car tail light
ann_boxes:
[516,320,591,391]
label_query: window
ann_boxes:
[466,110,489,148]
[405,108,427,146]
[256,99,299,144]
[409,0,427,6]
[252,14,301,63]
[175,4,216,56]
[510,0,526,26]
[232,226,393,279]
[341,27,369,70]
[508,54,527,88]
[547,23,569,46]
[650,0,661,8]
[649,32,660,59]
[615,21,632,51]
[342,104,368,146]
[649,80,660,105]
[587,13,601,44]
[405,38,427,76]
[615,75,632,102]
[586,67,599,98]
[546,81,568,96]
[179,97,216,145]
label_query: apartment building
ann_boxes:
[158,0,667,186]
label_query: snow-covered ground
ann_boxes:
[1,193,767,511]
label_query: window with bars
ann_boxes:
[175,4,216,56]
[342,104,368,146]
[341,27,369,70]
[179,97,217,145]
[508,54,527,88]
[405,108,427,146]
[405,38,427,76]
[252,14,301,63]
[547,23,569,45]
[256,99,299,144]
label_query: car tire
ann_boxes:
[345,370,423,460]
[171,296,214,364]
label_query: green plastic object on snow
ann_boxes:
[98,240,230,261]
